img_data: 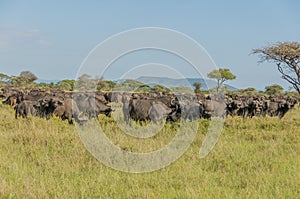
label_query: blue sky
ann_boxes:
[0,0,299,90]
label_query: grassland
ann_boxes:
[0,103,299,198]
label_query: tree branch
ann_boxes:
[277,63,300,93]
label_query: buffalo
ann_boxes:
[15,100,39,119]
[128,98,172,123]
[1,87,298,125]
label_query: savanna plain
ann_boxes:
[0,103,299,198]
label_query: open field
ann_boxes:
[0,103,299,198]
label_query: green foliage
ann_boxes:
[0,73,11,87]
[135,85,152,93]
[9,71,38,87]
[0,72,177,93]
[113,79,146,92]
[114,80,171,93]
[10,76,23,87]
[19,71,38,82]
[207,68,236,93]
[193,82,201,94]
[97,80,116,91]
[0,73,11,83]
[265,84,284,95]
[235,87,257,95]
[243,87,256,92]
[56,80,75,91]
[170,86,194,94]
[49,82,55,88]
[75,74,96,91]
[285,91,299,97]
[207,68,236,81]
[151,84,171,93]
[37,82,49,89]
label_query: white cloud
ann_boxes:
[0,28,51,49]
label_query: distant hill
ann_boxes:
[135,76,238,91]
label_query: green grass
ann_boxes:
[0,103,299,198]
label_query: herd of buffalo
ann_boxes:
[0,87,299,125]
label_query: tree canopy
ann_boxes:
[19,71,38,82]
[265,84,284,95]
[252,42,300,93]
[9,71,38,87]
[193,82,201,94]
[207,68,236,93]
[151,84,171,93]
[0,73,11,87]
[56,80,75,91]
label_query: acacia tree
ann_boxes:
[207,68,236,93]
[20,71,37,82]
[193,82,201,94]
[75,74,97,91]
[10,71,38,87]
[265,84,283,95]
[0,73,11,85]
[252,42,300,93]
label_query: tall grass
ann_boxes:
[0,103,299,198]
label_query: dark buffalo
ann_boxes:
[55,98,88,125]
[15,100,39,119]
[73,93,112,118]
[148,101,172,123]
[128,98,172,123]
[38,97,64,119]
